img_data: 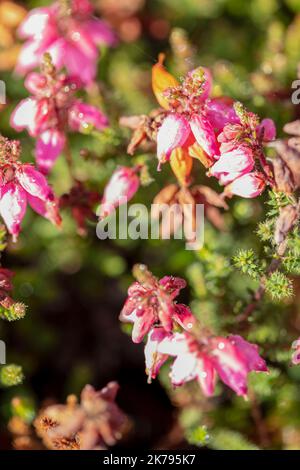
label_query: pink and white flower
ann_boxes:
[11,70,108,173]
[16,0,117,84]
[99,167,140,220]
[145,330,267,397]
[0,161,60,241]
[119,269,195,343]
[209,145,254,185]
[225,172,266,198]
[151,56,276,198]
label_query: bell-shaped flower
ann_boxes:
[98,166,140,220]
[145,329,267,398]
[190,114,220,158]
[157,114,191,167]
[120,269,195,343]
[225,172,266,198]
[11,68,108,174]
[16,1,117,84]
[209,146,254,185]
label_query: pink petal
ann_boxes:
[15,40,41,75]
[27,194,61,227]
[16,164,54,202]
[157,114,190,166]
[144,328,170,379]
[36,130,66,174]
[99,167,139,219]
[156,332,190,356]
[0,183,27,242]
[44,38,67,70]
[159,276,186,298]
[24,73,47,94]
[10,98,38,135]
[72,0,94,16]
[228,335,268,372]
[68,100,109,132]
[173,304,196,332]
[190,114,219,158]
[82,18,118,46]
[225,172,265,198]
[196,355,216,397]
[209,337,249,397]
[132,309,155,344]
[64,43,97,85]
[17,8,52,39]
[210,146,254,183]
[170,353,198,386]
[258,118,276,142]
[206,97,239,131]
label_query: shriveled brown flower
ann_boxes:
[120,109,166,155]
[271,120,300,191]
[59,181,100,237]
[34,383,128,450]
[152,183,227,239]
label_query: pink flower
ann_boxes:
[190,114,220,158]
[0,183,27,242]
[146,330,267,397]
[157,114,190,167]
[209,146,254,185]
[257,118,276,142]
[291,338,300,365]
[99,167,140,220]
[209,336,267,397]
[16,1,117,84]
[11,70,108,173]
[225,172,266,198]
[68,101,108,132]
[119,268,195,343]
[205,97,239,132]
[0,164,60,241]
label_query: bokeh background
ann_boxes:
[0,0,300,450]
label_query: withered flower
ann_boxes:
[34,383,128,450]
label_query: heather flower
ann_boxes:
[98,166,140,220]
[0,136,60,241]
[145,329,267,397]
[153,57,222,166]
[209,145,255,185]
[119,264,196,343]
[16,0,117,84]
[224,172,266,198]
[11,55,108,173]
[209,103,276,196]
[150,57,276,199]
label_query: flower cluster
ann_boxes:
[16,0,117,85]
[99,166,140,219]
[124,55,276,199]
[0,136,60,240]
[120,265,268,397]
[11,53,108,174]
